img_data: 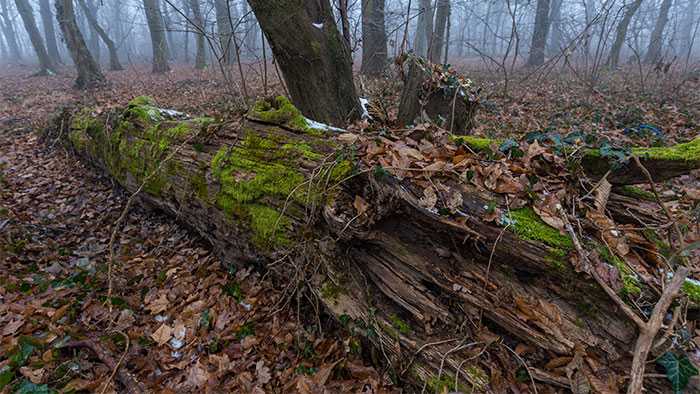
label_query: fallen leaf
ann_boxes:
[151,324,172,346]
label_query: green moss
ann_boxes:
[282,143,324,161]
[190,170,209,201]
[388,314,411,335]
[247,204,290,248]
[682,279,700,304]
[508,207,573,250]
[248,96,323,136]
[320,281,343,301]
[618,185,656,201]
[632,138,700,162]
[450,135,501,152]
[597,245,641,296]
[425,370,477,393]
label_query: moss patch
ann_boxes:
[388,314,411,335]
[682,279,700,304]
[508,207,573,250]
[632,138,700,162]
[450,135,501,152]
[597,244,641,296]
[617,185,656,201]
[248,96,323,136]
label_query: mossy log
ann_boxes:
[56,97,697,393]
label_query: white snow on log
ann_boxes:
[359,97,372,120]
[305,117,345,133]
[312,22,324,29]
[158,108,188,119]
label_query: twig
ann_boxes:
[63,334,141,393]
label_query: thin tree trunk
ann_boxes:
[607,0,643,68]
[360,0,388,75]
[247,0,361,126]
[430,0,449,63]
[84,0,100,63]
[413,0,431,57]
[213,0,232,65]
[187,0,206,69]
[0,0,22,60]
[526,0,551,66]
[339,0,351,49]
[14,0,54,73]
[76,0,122,71]
[644,0,673,64]
[161,3,176,60]
[143,0,170,73]
[38,0,61,64]
[55,0,105,88]
[547,0,562,55]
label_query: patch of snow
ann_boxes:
[312,22,324,29]
[305,117,345,133]
[159,108,187,119]
[154,315,169,322]
[686,278,700,287]
[169,338,185,350]
[359,97,372,120]
[240,301,252,311]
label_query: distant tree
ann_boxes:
[526,0,552,66]
[361,0,388,75]
[143,0,170,73]
[430,0,450,63]
[414,0,433,57]
[14,0,55,74]
[187,0,206,69]
[213,0,233,64]
[76,0,122,70]
[644,0,673,64]
[680,0,697,62]
[0,0,22,60]
[83,0,100,62]
[55,0,105,88]
[38,0,61,64]
[607,0,643,68]
[547,0,563,55]
[247,0,361,125]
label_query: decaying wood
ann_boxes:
[54,98,700,392]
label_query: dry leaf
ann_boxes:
[2,318,24,336]
[255,360,272,385]
[353,195,369,216]
[418,186,438,210]
[151,324,172,346]
[594,178,611,213]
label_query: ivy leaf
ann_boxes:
[598,142,630,169]
[657,352,699,393]
[14,380,54,394]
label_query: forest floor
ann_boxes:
[1,62,700,393]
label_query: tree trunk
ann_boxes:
[83,0,100,63]
[187,0,206,69]
[526,0,551,67]
[360,0,387,76]
[680,0,697,62]
[213,0,233,65]
[38,0,61,64]
[607,0,643,68]
[143,0,170,73]
[546,0,562,55]
[413,0,432,57]
[14,0,54,74]
[643,0,673,64]
[58,99,700,393]
[338,0,351,49]
[161,2,176,60]
[76,0,122,71]
[55,0,105,88]
[0,0,22,60]
[430,0,449,63]
[247,0,361,126]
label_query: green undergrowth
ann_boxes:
[617,185,656,201]
[507,207,573,254]
[682,279,700,304]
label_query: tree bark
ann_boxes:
[142,0,170,73]
[360,0,387,76]
[526,0,551,67]
[213,0,233,65]
[643,0,673,64]
[58,99,700,393]
[607,0,643,68]
[338,0,351,49]
[38,0,61,64]
[0,0,22,60]
[429,0,449,63]
[76,0,122,71]
[14,0,54,74]
[83,0,100,63]
[247,0,361,126]
[413,0,433,57]
[546,0,562,55]
[55,0,105,88]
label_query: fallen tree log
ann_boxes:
[54,96,700,392]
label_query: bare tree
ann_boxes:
[143,0,170,73]
[361,0,388,75]
[14,0,54,74]
[430,0,449,63]
[38,0,61,64]
[247,0,361,125]
[0,0,21,60]
[547,0,563,55]
[55,0,105,88]
[186,0,206,69]
[607,0,643,67]
[213,0,232,64]
[644,0,673,64]
[526,0,552,66]
[76,0,122,70]
[414,0,433,57]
